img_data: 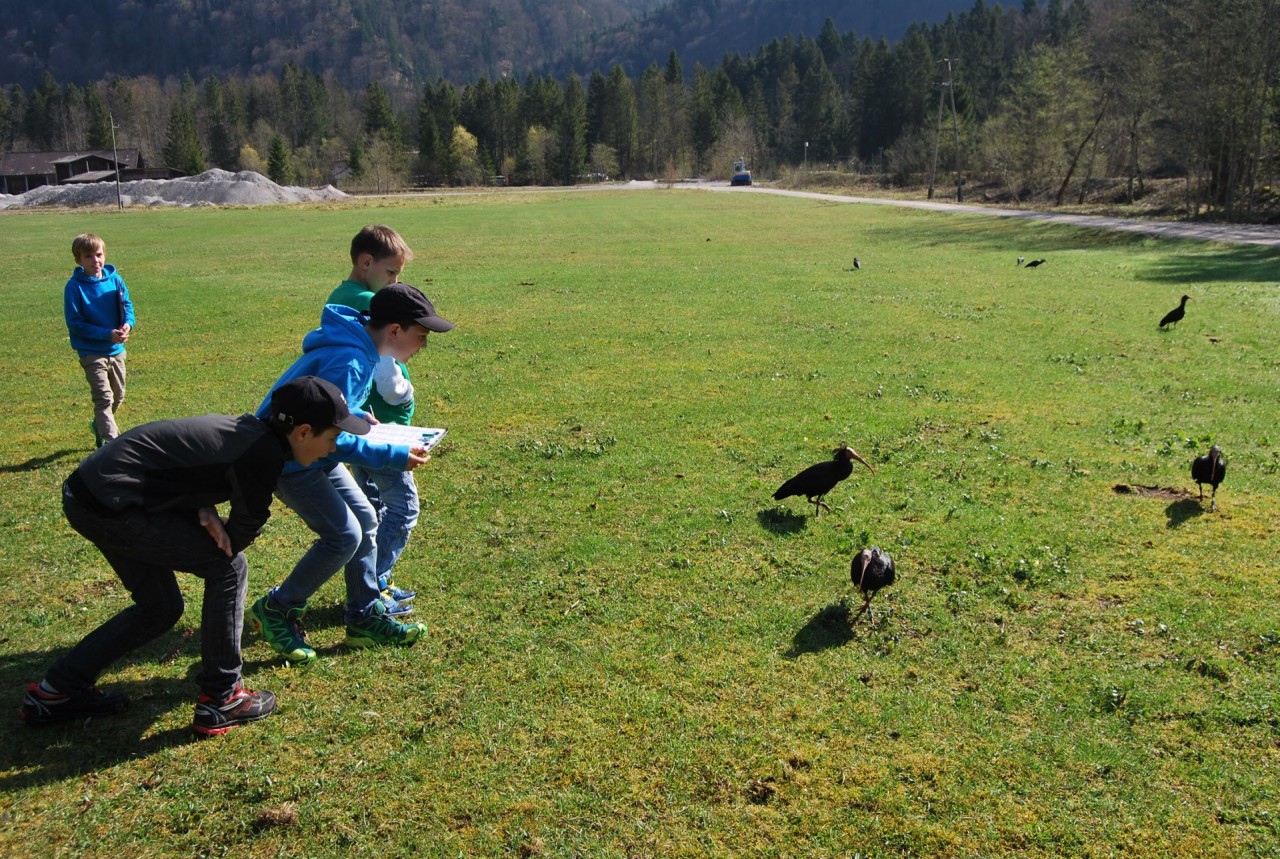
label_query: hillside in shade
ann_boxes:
[0,0,978,89]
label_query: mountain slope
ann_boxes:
[553,0,982,77]
[0,0,664,89]
[1,0,982,90]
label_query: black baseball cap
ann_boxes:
[270,376,370,435]
[369,283,455,333]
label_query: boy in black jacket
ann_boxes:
[18,376,369,736]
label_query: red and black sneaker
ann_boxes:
[19,681,129,726]
[192,684,277,737]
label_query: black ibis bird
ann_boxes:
[1159,294,1190,329]
[773,446,874,516]
[851,546,896,623]
[1024,258,1046,268]
[852,257,861,270]
[1191,445,1226,511]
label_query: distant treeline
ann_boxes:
[2,0,1276,219]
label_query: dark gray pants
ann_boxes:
[49,482,247,701]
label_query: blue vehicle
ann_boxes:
[730,156,752,186]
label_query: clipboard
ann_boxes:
[364,423,447,451]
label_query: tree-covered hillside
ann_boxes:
[552,0,981,78]
[0,0,665,90]
[0,0,979,91]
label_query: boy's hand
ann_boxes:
[199,507,233,557]
[111,327,129,344]
[405,448,430,471]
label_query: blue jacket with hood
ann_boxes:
[255,304,410,474]
[64,264,135,357]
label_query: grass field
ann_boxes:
[1,189,1278,857]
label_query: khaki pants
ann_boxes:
[79,353,126,441]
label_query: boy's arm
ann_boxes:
[222,434,286,554]
[334,434,411,470]
[63,280,116,343]
[117,275,135,329]
[373,355,414,405]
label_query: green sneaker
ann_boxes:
[247,593,317,665]
[346,600,426,649]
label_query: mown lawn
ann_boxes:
[0,189,1278,857]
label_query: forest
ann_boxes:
[1,0,1277,221]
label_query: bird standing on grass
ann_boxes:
[773,446,875,516]
[851,546,896,624]
[1024,258,1046,268]
[1159,294,1191,329]
[1191,445,1226,511]
[853,257,861,270]
[1017,256,1025,266]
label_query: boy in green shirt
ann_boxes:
[328,226,450,612]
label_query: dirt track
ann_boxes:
[685,181,1280,248]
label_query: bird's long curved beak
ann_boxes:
[848,447,875,475]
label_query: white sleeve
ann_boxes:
[373,355,414,405]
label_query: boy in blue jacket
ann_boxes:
[246,284,453,664]
[64,233,135,447]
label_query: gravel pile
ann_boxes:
[0,169,347,209]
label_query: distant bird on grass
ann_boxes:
[851,546,896,623]
[1017,256,1025,266]
[853,257,861,270]
[773,445,874,516]
[1191,445,1226,511]
[1159,294,1190,329]
[1024,258,1046,268]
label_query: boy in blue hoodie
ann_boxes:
[64,233,135,447]
[246,284,454,664]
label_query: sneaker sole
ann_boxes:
[192,710,274,737]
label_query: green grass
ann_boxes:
[1,190,1278,857]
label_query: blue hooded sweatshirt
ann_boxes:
[255,304,410,474]
[64,264,135,357]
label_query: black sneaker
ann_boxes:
[192,684,277,737]
[19,681,129,725]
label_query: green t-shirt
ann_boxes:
[327,280,415,425]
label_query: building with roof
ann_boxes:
[0,150,181,194]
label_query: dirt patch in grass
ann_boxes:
[1112,483,1195,500]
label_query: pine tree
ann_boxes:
[556,76,587,184]
[84,83,113,149]
[267,133,295,185]
[163,102,205,175]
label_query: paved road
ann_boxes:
[627,180,1280,248]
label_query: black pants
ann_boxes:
[47,482,248,701]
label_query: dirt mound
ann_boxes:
[0,169,346,209]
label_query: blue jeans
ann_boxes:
[271,463,380,619]
[53,481,247,700]
[349,465,420,582]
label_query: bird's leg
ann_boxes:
[853,593,873,623]
[1211,486,1217,512]
[810,495,831,516]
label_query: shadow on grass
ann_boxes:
[1,639,201,790]
[784,600,856,658]
[0,449,80,474]
[1166,498,1206,528]
[757,508,808,535]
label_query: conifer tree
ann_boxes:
[163,102,205,175]
[267,133,295,185]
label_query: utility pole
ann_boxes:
[109,112,124,211]
[942,57,963,202]
[927,63,947,199]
